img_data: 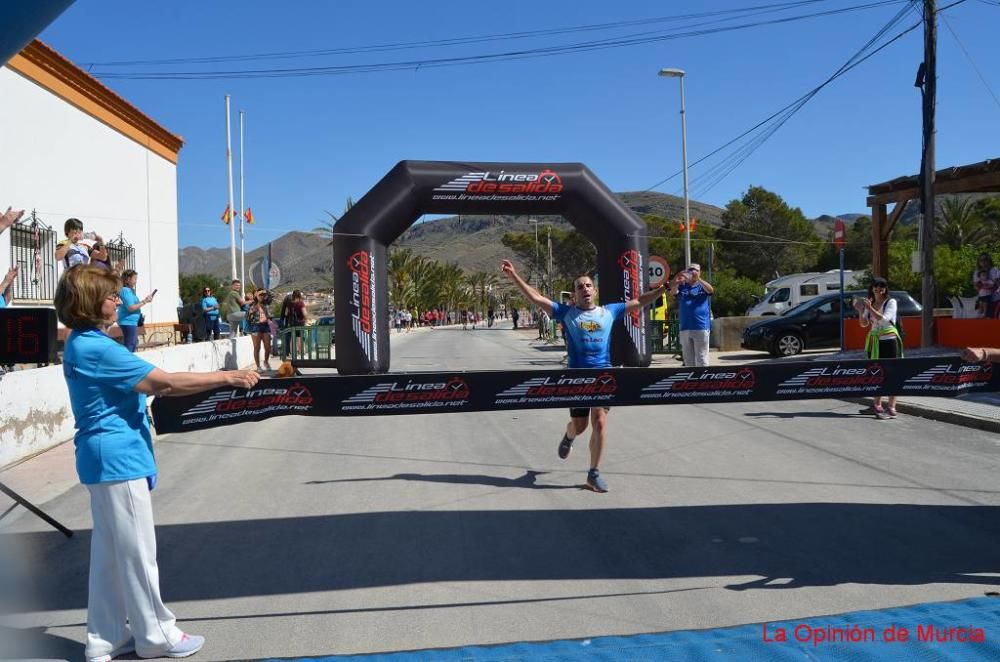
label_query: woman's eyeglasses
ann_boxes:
[105,293,121,302]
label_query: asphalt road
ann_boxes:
[2,321,999,661]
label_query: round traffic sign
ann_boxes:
[648,255,670,288]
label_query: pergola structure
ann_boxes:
[866,158,1000,277]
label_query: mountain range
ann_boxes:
[178,191,865,291]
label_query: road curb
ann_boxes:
[841,398,1000,434]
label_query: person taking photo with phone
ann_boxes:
[117,269,156,353]
[668,263,715,367]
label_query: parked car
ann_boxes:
[741,290,922,357]
[746,270,862,317]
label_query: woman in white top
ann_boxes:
[972,253,999,318]
[855,277,901,419]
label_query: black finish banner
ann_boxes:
[151,358,998,434]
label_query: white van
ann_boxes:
[747,270,861,316]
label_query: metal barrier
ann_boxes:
[280,325,336,368]
[651,310,681,355]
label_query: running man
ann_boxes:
[500,259,667,492]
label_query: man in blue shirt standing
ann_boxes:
[201,286,221,340]
[669,263,714,367]
[501,258,667,493]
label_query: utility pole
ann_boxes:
[546,225,553,300]
[918,0,936,348]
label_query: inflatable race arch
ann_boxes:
[332,161,652,374]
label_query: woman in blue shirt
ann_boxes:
[55,265,260,661]
[117,269,155,352]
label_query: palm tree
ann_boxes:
[312,197,355,246]
[388,247,426,312]
[936,197,986,250]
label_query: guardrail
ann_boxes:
[279,325,336,368]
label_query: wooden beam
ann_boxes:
[885,198,908,237]
[871,203,888,278]
[866,170,1000,206]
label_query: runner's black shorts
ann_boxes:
[570,407,611,419]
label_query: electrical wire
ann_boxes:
[90,1,905,80]
[940,14,1000,112]
[82,0,837,67]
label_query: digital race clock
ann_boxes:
[0,308,58,364]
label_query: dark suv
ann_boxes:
[741,290,921,357]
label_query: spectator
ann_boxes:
[0,206,24,235]
[669,263,714,366]
[487,306,494,328]
[404,309,412,332]
[54,264,259,661]
[54,218,92,269]
[248,289,274,372]
[853,276,901,419]
[220,279,246,335]
[511,308,520,329]
[117,269,155,352]
[200,286,221,340]
[972,253,998,319]
[0,264,18,307]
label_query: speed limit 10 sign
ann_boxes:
[648,255,670,288]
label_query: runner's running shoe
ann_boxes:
[586,469,608,493]
[558,434,574,459]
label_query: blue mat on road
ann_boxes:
[267,596,1000,661]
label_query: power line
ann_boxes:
[90,1,905,80]
[940,14,1000,112]
[82,0,836,68]
[645,4,918,202]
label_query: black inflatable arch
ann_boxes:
[332,161,651,374]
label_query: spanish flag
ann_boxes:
[221,204,232,224]
[244,207,254,224]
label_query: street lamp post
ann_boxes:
[659,68,691,268]
[529,218,540,288]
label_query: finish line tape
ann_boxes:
[150,357,997,434]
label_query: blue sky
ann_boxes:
[38,0,1000,251]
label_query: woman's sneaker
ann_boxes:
[873,404,889,420]
[139,633,205,659]
[585,469,608,493]
[557,434,574,459]
[887,407,897,418]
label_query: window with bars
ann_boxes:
[105,234,136,273]
[9,213,58,302]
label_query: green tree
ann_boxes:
[936,197,986,250]
[708,269,764,318]
[312,197,355,245]
[717,186,823,282]
[179,274,224,305]
[887,240,985,305]
[972,197,1000,234]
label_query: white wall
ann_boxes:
[0,66,180,325]
[0,337,254,469]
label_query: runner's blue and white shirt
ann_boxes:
[551,301,626,369]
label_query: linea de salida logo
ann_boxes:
[433,168,563,195]
[183,383,314,417]
[343,376,471,406]
[645,366,757,394]
[348,250,377,362]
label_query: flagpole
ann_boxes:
[239,109,246,295]
[225,95,237,282]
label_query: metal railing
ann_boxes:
[279,325,335,367]
[9,212,57,302]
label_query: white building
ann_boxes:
[0,39,183,331]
